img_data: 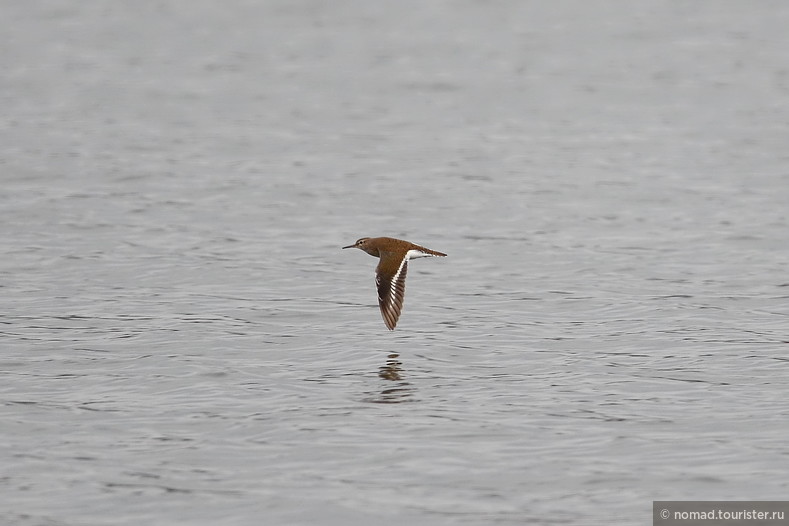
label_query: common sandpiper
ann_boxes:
[342,237,446,330]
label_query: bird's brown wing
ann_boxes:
[376,257,408,330]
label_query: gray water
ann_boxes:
[2,2,788,525]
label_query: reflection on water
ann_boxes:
[379,353,403,381]
[365,353,415,404]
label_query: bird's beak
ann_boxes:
[342,244,356,249]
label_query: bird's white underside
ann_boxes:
[406,249,439,259]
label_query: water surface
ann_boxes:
[1,2,788,525]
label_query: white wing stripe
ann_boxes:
[389,256,408,309]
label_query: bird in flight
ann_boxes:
[342,237,446,330]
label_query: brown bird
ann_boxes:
[342,237,446,330]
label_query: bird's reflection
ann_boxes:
[379,352,403,381]
[366,353,415,403]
